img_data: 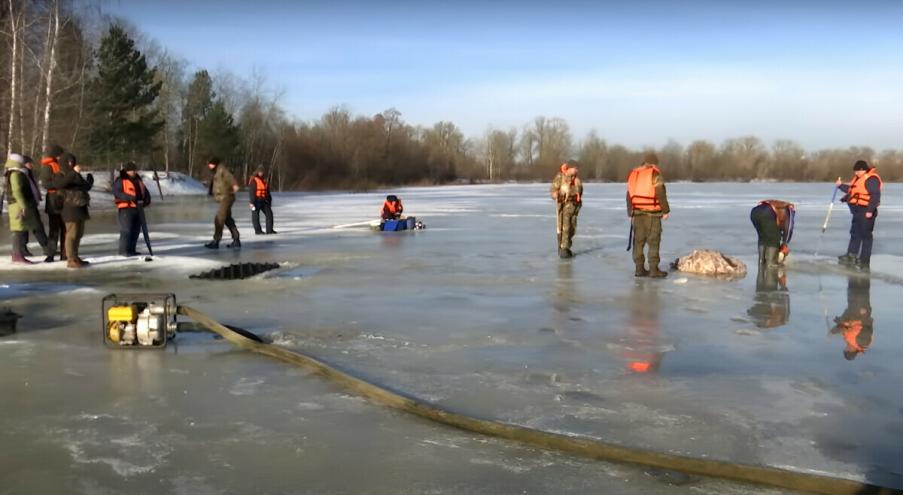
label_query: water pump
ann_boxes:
[102,293,177,349]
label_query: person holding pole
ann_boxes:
[112,162,152,257]
[836,160,881,271]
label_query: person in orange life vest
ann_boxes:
[112,162,151,256]
[554,161,582,259]
[248,166,276,235]
[627,152,670,278]
[750,200,795,267]
[830,276,873,361]
[381,195,403,220]
[836,160,881,270]
[37,143,66,262]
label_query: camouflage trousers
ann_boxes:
[558,202,580,250]
[632,214,663,267]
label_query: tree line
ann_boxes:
[3,1,901,191]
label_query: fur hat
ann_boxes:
[43,144,64,158]
[643,152,659,165]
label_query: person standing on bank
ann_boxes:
[554,161,583,259]
[205,157,240,249]
[113,162,152,256]
[38,144,66,262]
[836,160,881,271]
[627,152,670,278]
[52,153,93,269]
[750,200,795,267]
[248,166,276,235]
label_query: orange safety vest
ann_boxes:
[841,321,865,353]
[759,200,793,226]
[382,199,403,216]
[562,176,581,203]
[115,178,147,209]
[847,168,882,207]
[41,157,61,193]
[249,176,269,199]
[627,165,662,212]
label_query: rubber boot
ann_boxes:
[204,241,220,249]
[764,246,780,268]
[635,264,649,277]
[11,252,34,265]
[838,253,856,266]
[856,259,870,272]
[757,244,767,265]
[648,265,668,278]
[558,248,572,259]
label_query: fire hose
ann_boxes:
[176,304,900,495]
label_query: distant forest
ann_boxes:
[2,1,901,190]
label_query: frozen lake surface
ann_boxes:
[1,183,902,494]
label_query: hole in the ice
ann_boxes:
[188,262,282,280]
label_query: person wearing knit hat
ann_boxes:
[248,166,276,235]
[4,153,46,264]
[627,152,670,278]
[553,160,583,258]
[113,162,152,256]
[836,159,882,270]
[38,143,66,262]
[205,156,241,249]
[51,152,94,268]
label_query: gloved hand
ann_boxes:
[249,203,256,211]
[86,173,94,185]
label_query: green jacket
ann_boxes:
[4,158,41,232]
[211,165,237,203]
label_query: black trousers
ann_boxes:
[847,207,876,263]
[750,204,781,248]
[118,208,142,255]
[47,213,66,258]
[251,200,274,233]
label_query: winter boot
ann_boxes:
[838,253,857,266]
[44,255,55,263]
[266,230,278,235]
[648,265,668,278]
[254,230,264,235]
[227,239,241,249]
[855,259,870,272]
[635,264,649,277]
[204,241,220,249]
[763,246,780,268]
[11,253,34,265]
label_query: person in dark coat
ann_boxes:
[248,166,276,235]
[38,144,66,261]
[112,162,152,256]
[51,153,93,268]
[19,155,51,259]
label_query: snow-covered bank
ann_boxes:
[89,170,208,196]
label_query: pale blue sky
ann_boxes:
[102,0,903,149]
